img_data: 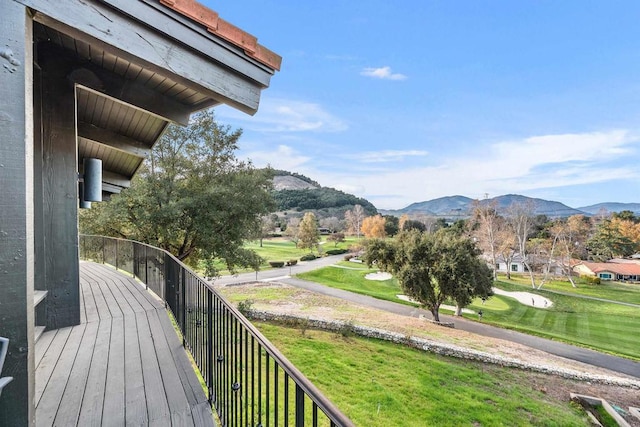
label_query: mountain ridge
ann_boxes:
[381,195,639,218]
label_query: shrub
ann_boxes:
[580,275,601,285]
[344,254,355,261]
[237,299,254,315]
[268,261,285,268]
[325,248,348,255]
[348,244,364,254]
[300,253,317,261]
[286,259,298,266]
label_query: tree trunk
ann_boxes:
[525,262,536,288]
[431,306,440,322]
[567,272,577,288]
[260,237,263,248]
[454,305,462,316]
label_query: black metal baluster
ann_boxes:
[266,353,270,427]
[274,362,279,426]
[284,373,289,427]
[295,384,304,427]
[312,403,318,427]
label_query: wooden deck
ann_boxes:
[35,262,216,426]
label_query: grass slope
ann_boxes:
[470,280,640,361]
[257,322,588,426]
[298,268,640,360]
[297,266,416,306]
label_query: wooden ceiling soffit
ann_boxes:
[70,66,191,126]
[23,0,265,115]
[78,167,132,192]
[77,122,151,159]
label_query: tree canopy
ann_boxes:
[298,212,320,252]
[364,229,492,321]
[361,214,386,238]
[272,187,377,214]
[79,109,275,276]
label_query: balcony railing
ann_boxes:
[79,235,353,427]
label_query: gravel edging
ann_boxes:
[247,309,640,390]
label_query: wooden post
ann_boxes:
[38,42,81,329]
[0,2,35,424]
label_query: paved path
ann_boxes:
[213,258,640,379]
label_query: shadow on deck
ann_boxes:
[35,262,215,426]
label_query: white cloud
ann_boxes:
[360,66,407,81]
[245,145,311,171]
[218,98,347,133]
[352,149,429,163]
[318,130,639,209]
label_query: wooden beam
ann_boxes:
[78,168,132,192]
[103,0,275,85]
[40,39,81,331]
[20,0,266,115]
[77,122,151,159]
[102,171,131,189]
[71,65,191,126]
[0,2,35,424]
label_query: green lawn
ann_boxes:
[498,274,640,305]
[468,281,640,361]
[297,267,640,360]
[297,266,416,306]
[206,236,364,275]
[256,322,589,427]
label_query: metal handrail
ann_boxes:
[79,234,354,427]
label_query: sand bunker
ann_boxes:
[365,272,393,281]
[492,288,553,308]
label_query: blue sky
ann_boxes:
[207,1,640,210]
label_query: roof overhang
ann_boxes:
[20,0,280,194]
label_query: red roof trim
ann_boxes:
[158,0,281,71]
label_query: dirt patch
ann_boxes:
[216,281,640,423]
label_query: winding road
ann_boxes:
[213,256,640,379]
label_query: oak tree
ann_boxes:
[79,109,274,276]
[364,229,492,322]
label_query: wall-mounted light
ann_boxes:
[78,182,91,209]
[83,158,102,202]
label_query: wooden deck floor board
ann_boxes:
[124,312,148,426]
[36,323,86,427]
[35,327,72,406]
[35,329,57,369]
[77,318,111,427]
[52,321,99,426]
[136,310,171,424]
[103,316,126,424]
[36,262,215,427]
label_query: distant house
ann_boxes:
[495,254,564,276]
[318,227,332,235]
[573,261,640,282]
[496,254,528,274]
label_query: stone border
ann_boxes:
[246,310,640,390]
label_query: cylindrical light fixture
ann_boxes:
[83,158,102,202]
[78,182,91,209]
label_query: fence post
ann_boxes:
[181,270,186,347]
[296,384,305,427]
[207,291,213,404]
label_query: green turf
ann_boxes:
[499,274,640,305]
[465,281,640,360]
[296,266,417,306]
[297,267,640,360]
[208,236,364,275]
[256,322,589,427]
